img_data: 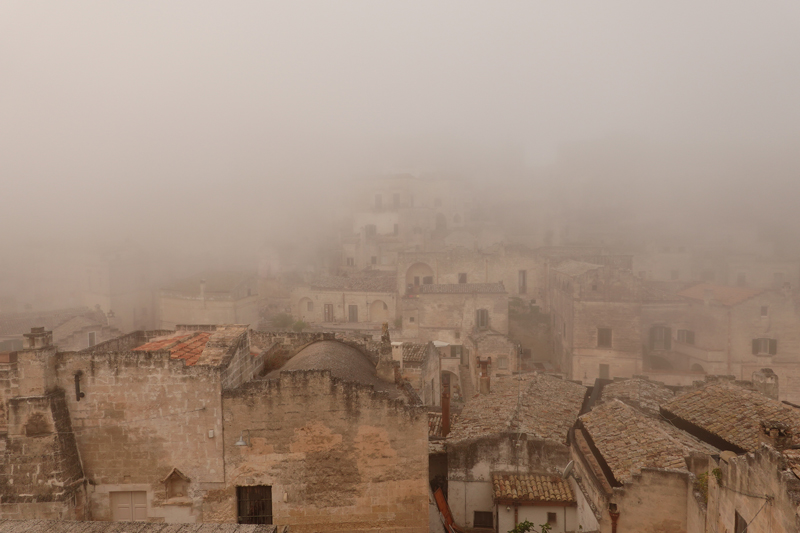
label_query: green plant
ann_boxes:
[695,472,709,503]
[291,320,308,332]
[270,312,294,329]
[712,468,722,484]
[508,521,552,533]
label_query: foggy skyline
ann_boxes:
[2,2,800,255]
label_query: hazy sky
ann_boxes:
[2,1,799,254]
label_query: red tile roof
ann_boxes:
[133,332,211,366]
[492,473,575,504]
[677,283,763,307]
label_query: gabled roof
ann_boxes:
[420,283,506,294]
[580,400,716,484]
[662,381,800,452]
[492,473,575,504]
[448,374,586,444]
[403,343,428,363]
[601,378,675,416]
[677,283,763,307]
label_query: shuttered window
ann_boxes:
[237,486,273,524]
[752,338,777,356]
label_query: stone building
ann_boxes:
[446,373,586,531]
[671,283,800,402]
[0,327,428,532]
[159,272,259,329]
[52,314,122,352]
[548,260,684,383]
[292,272,396,328]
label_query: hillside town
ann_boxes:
[1,172,800,533]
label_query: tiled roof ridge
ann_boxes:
[491,471,575,504]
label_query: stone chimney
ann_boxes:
[752,368,779,400]
[391,342,404,370]
[23,327,53,349]
[759,420,793,451]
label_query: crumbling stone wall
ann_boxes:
[0,390,85,520]
[221,370,429,532]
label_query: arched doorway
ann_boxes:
[298,297,313,321]
[369,300,390,323]
[405,262,435,288]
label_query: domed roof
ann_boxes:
[266,340,398,396]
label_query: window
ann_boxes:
[237,486,272,524]
[422,276,433,284]
[650,326,672,351]
[677,329,695,345]
[324,304,334,322]
[409,316,415,323]
[450,345,463,358]
[498,357,508,369]
[88,331,97,348]
[597,328,612,348]
[752,338,777,356]
[599,364,610,380]
[671,270,680,281]
[346,257,354,267]
[306,301,313,312]
[760,306,769,317]
[476,309,489,329]
[518,270,527,294]
[375,194,382,209]
[591,284,598,291]
[455,331,460,340]
[737,273,747,286]
[473,511,493,528]
[371,256,377,265]
[547,512,557,525]
[348,305,358,323]
[110,491,147,522]
[458,273,467,284]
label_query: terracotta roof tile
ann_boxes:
[428,412,457,438]
[403,343,427,363]
[448,374,586,443]
[662,381,800,452]
[677,283,763,307]
[492,473,575,504]
[132,331,228,367]
[601,378,675,416]
[581,400,717,484]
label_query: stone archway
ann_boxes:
[369,300,390,323]
[405,262,434,288]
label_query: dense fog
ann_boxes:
[2,1,800,311]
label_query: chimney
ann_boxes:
[392,342,404,370]
[752,368,779,400]
[759,420,793,451]
[23,327,53,349]
[441,373,450,438]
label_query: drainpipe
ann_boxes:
[609,504,620,533]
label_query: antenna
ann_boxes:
[562,460,575,480]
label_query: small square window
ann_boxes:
[473,511,493,528]
[760,306,769,317]
[547,512,557,524]
[409,316,415,323]
[498,357,508,369]
[346,257,354,267]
